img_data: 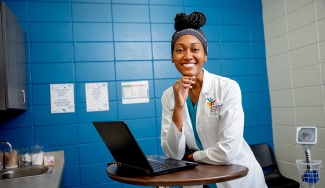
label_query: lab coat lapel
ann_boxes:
[196,69,214,125]
[183,102,191,129]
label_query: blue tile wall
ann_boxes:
[203,60,222,75]
[72,0,111,3]
[114,23,151,41]
[30,23,73,42]
[152,42,171,59]
[206,42,221,59]
[31,43,74,63]
[218,8,249,24]
[29,2,72,22]
[112,5,149,22]
[222,59,253,76]
[114,42,152,60]
[184,0,218,7]
[219,25,250,41]
[217,0,246,8]
[64,165,81,187]
[153,61,181,79]
[115,61,153,80]
[0,0,272,187]
[73,23,113,42]
[75,62,115,82]
[151,24,174,41]
[74,43,114,62]
[72,3,112,22]
[150,6,184,23]
[150,0,183,6]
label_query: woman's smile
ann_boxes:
[182,63,196,67]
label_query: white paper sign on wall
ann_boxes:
[85,82,109,112]
[121,81,149,104]
[50,84,75,113]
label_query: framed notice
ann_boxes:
[85,82,109,112]
[121,81,149,104]
[50,84,75,113]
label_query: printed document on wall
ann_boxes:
[50,84,75,113]
[85,82,109,112]
[121,81,149,104]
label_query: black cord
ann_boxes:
[305,149,310,171]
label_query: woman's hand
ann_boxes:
[172,76,195,131]
[173,76,195,109]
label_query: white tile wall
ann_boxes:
[274,143,298,162]
[267,52,290,73]
[270,89,294,107]
[288,23,318,50]
[310,146,325,160]
[318,18,325,41]
[272,108,295,125]
[316,0,325,20]
[269,71,292,90]
[287,2,316,32]
[266,34,289,56]
[264,16,287,40]
[285,0,315,13]
[321,63,325,83]
[263,0,286,23]
[320,42,325,63]
[295,107,325,127]
[290,44,320,69]
[293,86,324,107]
[273,124,297,143]
[262,1,325,187]
[291,65,322,87]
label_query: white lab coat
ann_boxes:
[161,69,267,188]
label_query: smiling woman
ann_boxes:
[160,12,268,188]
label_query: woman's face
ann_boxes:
[171,34,207,77]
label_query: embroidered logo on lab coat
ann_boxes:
[206,98,222,113]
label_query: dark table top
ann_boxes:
[106,162,248,187]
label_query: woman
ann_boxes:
[160,12,267,188]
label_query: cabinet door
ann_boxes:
[0,2,27,111]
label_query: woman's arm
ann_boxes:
[160,89,186,160]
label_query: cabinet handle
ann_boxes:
[19,90,26,104]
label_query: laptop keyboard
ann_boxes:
[149,160,175,170]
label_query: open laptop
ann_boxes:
[93,121,198,175]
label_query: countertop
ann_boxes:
[0,151,64,188]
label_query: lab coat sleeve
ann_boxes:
[193,80,244,165]
[160,89,186,160]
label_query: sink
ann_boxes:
[0,166,49,180]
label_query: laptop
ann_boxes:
[93,121,198,175]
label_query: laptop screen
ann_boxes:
[93,121,153,171]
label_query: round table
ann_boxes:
[106,163,248,188]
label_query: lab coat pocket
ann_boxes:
[198,116,220,145]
